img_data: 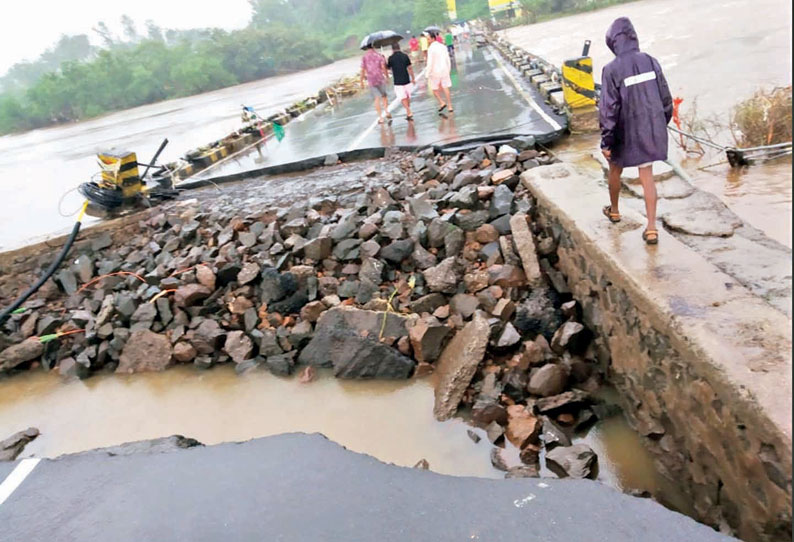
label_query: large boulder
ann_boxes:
[298,307,414,379]
[433,313,490,421]
[117,330,172,373]
[0,338,44,373]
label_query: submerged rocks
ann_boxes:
[505,404,541,449]
[0,427,40,461]
[545,443,597,479]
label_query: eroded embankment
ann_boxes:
[521,162,792,542]
[2,143,641,486]
[0,139,787,541]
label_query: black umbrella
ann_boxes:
[360,30,403,50]
[424,25,443,35]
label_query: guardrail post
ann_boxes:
[562,48,599,132]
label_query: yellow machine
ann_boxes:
[79,139,175,215]
[97,150,144,199]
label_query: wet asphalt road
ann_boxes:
[190,43,565,182]
[0,433,738,542]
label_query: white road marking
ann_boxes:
[513,493,537,507]
[347,68,427,152]
[0,458,40,507]
[490,51,563,132]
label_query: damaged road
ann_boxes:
[0,433,738,542]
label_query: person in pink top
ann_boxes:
[425,30,454,114]
[360,45,391,124]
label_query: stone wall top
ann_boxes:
[521,162,792,446]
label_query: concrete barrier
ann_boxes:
[521,162,792,542]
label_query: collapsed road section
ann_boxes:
[0,433,737,542]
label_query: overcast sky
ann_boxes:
[0,0,253,74]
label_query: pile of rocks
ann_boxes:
[0,139,612,478]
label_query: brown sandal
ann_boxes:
[602,205,621,223]
[642,229,659,245]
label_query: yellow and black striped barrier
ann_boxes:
[562,56,596,109]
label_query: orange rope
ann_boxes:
[56,329,86,338]
[149,289,177,304]
[76,271,146,294]
[169,262,209,278]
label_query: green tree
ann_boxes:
[412,0,448,31]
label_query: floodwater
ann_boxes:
[0,56,360,252]
[0,366,687,509]
[501,0,792,247]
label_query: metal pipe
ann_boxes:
[141,138,169,180]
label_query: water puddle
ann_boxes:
[0,365,688,513]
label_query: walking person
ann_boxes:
[599,17,672,245]
[360,44,391,124]
[387,43,416,121]
[444,28,455,57]
[409,35,420,63]
[420,33,430,62]
[426,30,454,115]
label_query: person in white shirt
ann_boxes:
[425,30,454,114]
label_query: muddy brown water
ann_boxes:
[0,365,690,513]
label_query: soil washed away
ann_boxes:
[0,145,692,524]
[0,365,685,506]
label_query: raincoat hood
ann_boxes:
[606,17,640,56]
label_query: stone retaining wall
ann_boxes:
[522,163,792,542]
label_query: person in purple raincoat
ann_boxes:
[599,17,672,245]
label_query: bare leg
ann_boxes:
[442,87,453,110]
[402,98,412,117]
[432,88,445,107]
[373,98,383,120]
[608,161,622,214]
[382,95,390,118]
[637,165,657,231]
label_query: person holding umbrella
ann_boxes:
[425,28,454,115]
[360,44,391,124]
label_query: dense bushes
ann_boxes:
[0,26,330,134]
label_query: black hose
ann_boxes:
[79,182,124,209]
[0,219,83,327]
